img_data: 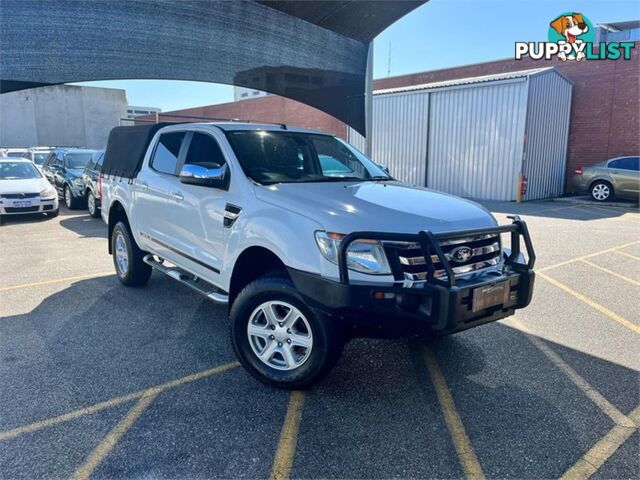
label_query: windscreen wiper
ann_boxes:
[307,176,363,182]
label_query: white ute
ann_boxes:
[101,122,536,388]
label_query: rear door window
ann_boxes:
[152,132,186,175]
[609,157,639,171]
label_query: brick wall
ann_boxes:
[145,95,347,138]
[148,45,639,192]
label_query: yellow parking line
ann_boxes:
[0,361,239,442]
[73,388,160,480]
[580,259,640,287]
[561,404,640,479]
[538,272,640,335]
[270,391,305,480]
[539,241,640,273]
[510,319,634,428]
[0,272,113,293]
[422,346,486,480]
[614,250,640,261]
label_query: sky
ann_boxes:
[76,0,639,112]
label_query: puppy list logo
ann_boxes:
[515,12,635,61]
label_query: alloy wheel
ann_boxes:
[114,232,129,276]
[88,193,96,215]
[247,301,313,371]
[65,187,72,208]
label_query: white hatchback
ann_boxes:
[0,157,59,224]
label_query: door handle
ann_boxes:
[172,192,184,201]
[139,181,148,189]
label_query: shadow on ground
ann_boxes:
[1,274,638,478]
[59,212,107,238]
[481,200,638,221]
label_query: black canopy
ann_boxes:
[0,0,425,135]
[103,123,175,178]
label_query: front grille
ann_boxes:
[5,206,40,213]
[391,234,502,281]
[1,193,39,199]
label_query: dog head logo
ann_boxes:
[548,12,594,61]
[550,13,589,43]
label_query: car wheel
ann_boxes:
[111,221,152,287]
[230,275,344,389]
[87,191,100,218]
[64,185,80,209]
[0,215,3,226]
[590,181,613,202]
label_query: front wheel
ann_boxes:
[590,181,613,202]
[230,276,344,389]
[64,185,82,210]
[111,221,152,286]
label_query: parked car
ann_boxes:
[101,122,536,389]
[2,148,49,167]
[42,148,97,209]
[573,156,639,202]
[0,157,59,225]
[82,150,105,218]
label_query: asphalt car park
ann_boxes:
[0,201,638,479]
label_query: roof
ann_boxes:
[0,157,31,163]
[201,122,329,135]
[598,20,640,31]
[374,67,570,95]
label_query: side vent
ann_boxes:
[224,204,242,228]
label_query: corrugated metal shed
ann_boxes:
[349,67,573,201]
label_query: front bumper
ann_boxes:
[69,185,85,199]
[290,267,534,336]
[289,218,536,337]
[0,197,59,215]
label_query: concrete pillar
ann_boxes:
[364,42,373,157]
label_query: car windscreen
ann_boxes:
[33,153,48,165]
[64,152,93,169]
[225,131,389,185]
[6,151,27,158]
[0,162,42,180]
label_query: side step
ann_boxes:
[143,254,228,304]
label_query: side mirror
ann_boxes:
[179,163,229,189]
[377,163,390,174]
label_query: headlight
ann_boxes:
[40,187,57,200]
[314,231,391,275]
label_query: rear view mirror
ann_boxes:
[179,163,229,190]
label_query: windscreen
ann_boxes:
[64,152,93,169]
[225,131,389,185]
[33,153,48,165]
[6,151,27,158]
[0,162,42,180]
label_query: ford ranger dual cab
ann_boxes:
[101,122,535,389]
